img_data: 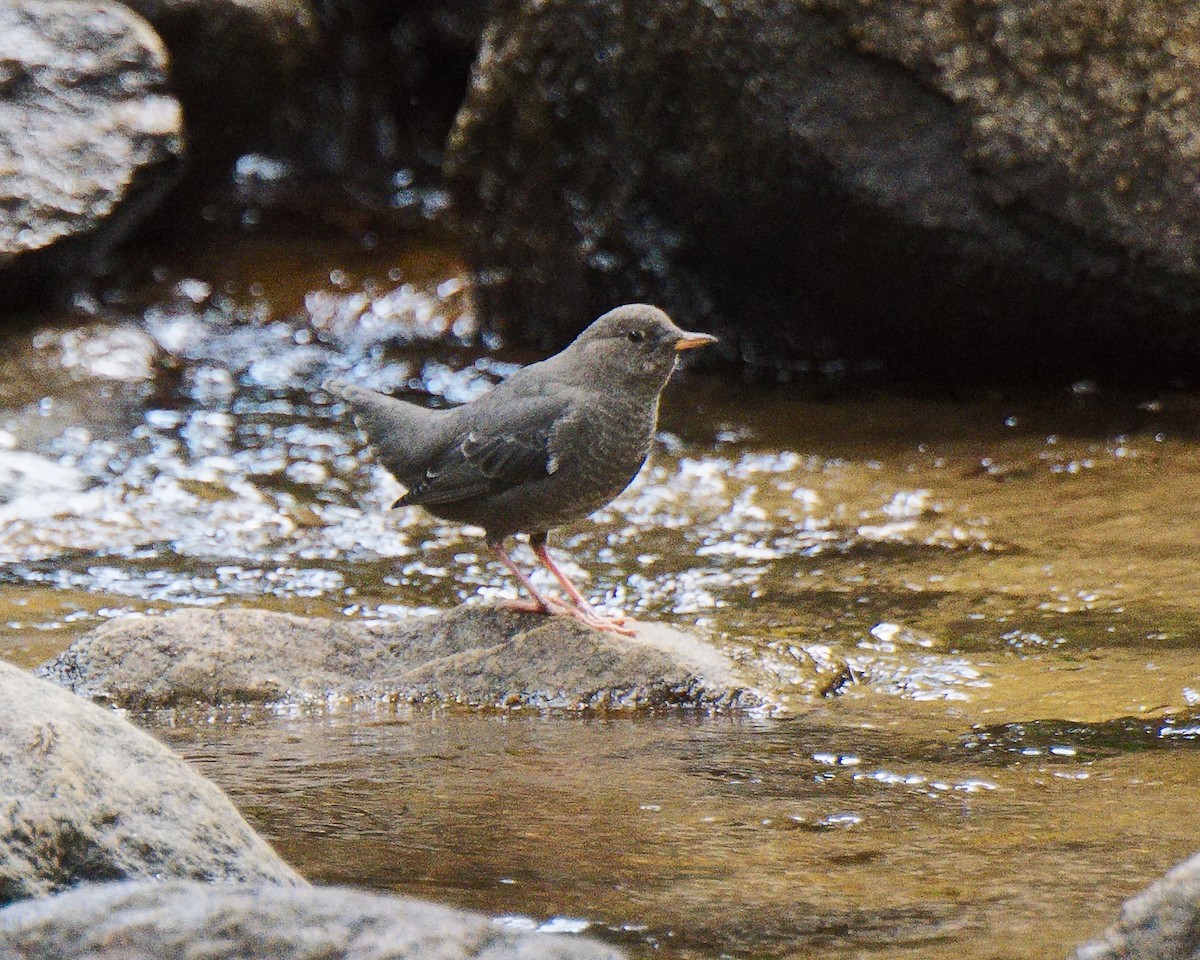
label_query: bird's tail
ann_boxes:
[323,379,445,484]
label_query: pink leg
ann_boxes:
[532,539,635,636]
[489,543,566,615]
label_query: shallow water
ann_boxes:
[153,705,1200,960]
[4,225,1200,958]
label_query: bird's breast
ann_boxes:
[559,394,659,505]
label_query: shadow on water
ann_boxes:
[3,222,1200,957]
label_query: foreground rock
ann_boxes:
[448,0,1200,379]
[0,0,183,299]
[0,880,623,960]
[1072,849,1200,960]
[0,659,301,904]
[40,606,773,710]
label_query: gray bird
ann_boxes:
[325,303,717,634]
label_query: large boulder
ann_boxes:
[38,605,777,710]
[0,879,624,960]
[0,0,183,299]
[447,0,1200,381]
[1072,849,1200,960]
[0,659,302,904]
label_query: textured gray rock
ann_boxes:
[0,0,183,291]
[1072,849,1200,960]
[0,880,625,960]
[39,605,773,710]
[447,0,1200,379]
[0,659,302,905]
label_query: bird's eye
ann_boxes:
[627,329,645,343]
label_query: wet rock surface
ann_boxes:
[0,0,183,297]
[1072,849,1200,960]
[448,0,1200,380]
[0,0,485,305]
[0,879,624,960]
[39,605,775,710]
[0,658,302,904]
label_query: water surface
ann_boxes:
[3,225,1200,959]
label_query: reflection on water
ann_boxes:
[3,226,1200,957]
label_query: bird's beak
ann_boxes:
[674,331,718,352]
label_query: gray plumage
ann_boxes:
[327,304,714,542]
[325,303,717,632]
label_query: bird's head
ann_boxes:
[567,304,717,387]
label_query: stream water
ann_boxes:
[3,224,1200,959]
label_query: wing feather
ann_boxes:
[397,396,566,507]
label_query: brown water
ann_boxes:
[3,226,1200,958]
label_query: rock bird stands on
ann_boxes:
[327,304,717,634]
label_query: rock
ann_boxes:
[0,879,624,960]
[247,0,490,222]
[447,0,1200,381]
[0,0,183,299]
[0,659,302,904]
[1071,849,1200,960]
[120,0,318,171]
[39,605,773,710]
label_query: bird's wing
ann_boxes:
[397,394,569,507]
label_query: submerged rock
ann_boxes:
[0,659,302,905]
[448,0,1200,381]
[0,879,624,960]
[39,606,772,710]
[0,0,183,300]
[1072,849,1200,960]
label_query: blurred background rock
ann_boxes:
[4,0,1200,384]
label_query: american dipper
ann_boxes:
[325,303,717,634]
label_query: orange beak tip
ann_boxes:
[674,332,718,352]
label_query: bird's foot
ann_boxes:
[526,546,634,632]
[501,596,575,616]
[565,604,637,637]
[503,597,635,635]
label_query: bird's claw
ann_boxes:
[506,596,635,635]
[597,618,638,637]
[566,604,637,636]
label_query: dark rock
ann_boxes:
[447,0,1200,383]
[120,0,319,171]
[0,879,625,960]
[1071,849,1200,960]
[254,0,490,217]
[0,0,183,300]
[0,659,302,905]
[38,605,774,710]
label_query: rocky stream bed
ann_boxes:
[0,230,1199,958]
[5,2,1200,956]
